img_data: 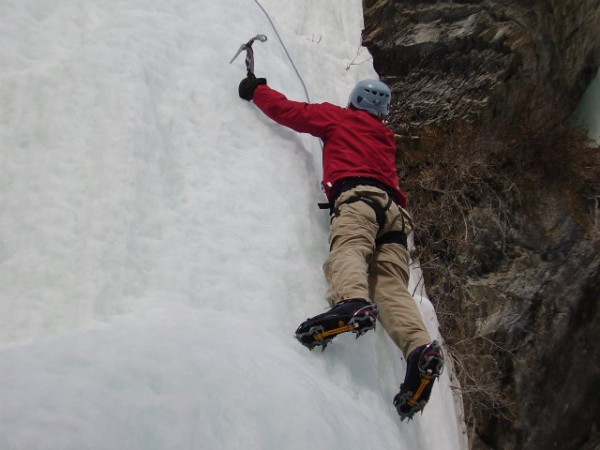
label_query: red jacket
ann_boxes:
[253,84,407,207]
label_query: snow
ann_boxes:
[0,1,467,449]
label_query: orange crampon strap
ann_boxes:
[407,372,433,407]
[313,321,357,341]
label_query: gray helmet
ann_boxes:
[349,79,391,118]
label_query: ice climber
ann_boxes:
[238,75,445,421]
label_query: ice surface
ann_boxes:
[574,68,600,142]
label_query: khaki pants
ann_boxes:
[323,185,431,356]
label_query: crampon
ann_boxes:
[394,340,444,421]
[295,299,378,351]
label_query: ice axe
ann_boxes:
[229,34,268,76]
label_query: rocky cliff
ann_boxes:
[361,1,600,449]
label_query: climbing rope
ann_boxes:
[250,0,325,190]
[253,0,311,103]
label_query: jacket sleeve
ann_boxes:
[252,84,340,139]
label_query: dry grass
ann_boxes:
[395,111,600,442]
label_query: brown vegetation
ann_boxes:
[393,106,600,446]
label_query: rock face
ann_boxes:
[363,0,600,130]
[362,1,600,449]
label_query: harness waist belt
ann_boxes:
[331,177,397,203]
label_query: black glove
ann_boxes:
[238,74,267,101]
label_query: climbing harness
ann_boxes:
[321,177,409,248]
[334,194,391,231]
